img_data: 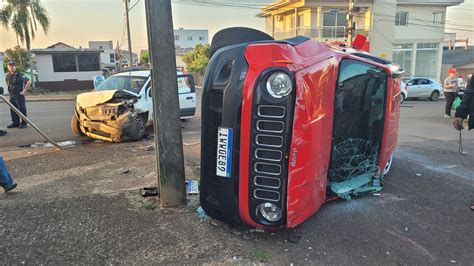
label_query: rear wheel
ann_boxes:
[71,115,84,136]
[383,153,394,176]
[210,27,274,57]
[430,91,440,101]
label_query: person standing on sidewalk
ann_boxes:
[454,73,473,131]
[443,68,459,118]
[0,156,17,192]
[5,61,31,129]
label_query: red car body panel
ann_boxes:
[286,57,339,227]
[236,39,400,229]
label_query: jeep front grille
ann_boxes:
[251,105,286,202]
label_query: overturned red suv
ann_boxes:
[200,28,404,230]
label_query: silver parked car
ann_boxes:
[402,77,443,101]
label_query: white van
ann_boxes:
[71,70,196,142]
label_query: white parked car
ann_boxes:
[71,70,196,142]
[402,77,443,101]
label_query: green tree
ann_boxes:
[182,44,210,75]
[1,0,50,86]
[5,45,29,69]
[140,51,150,65]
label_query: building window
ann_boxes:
[109,53,115,63]
[322,11,347,38]
[395,11,409,26]
[415,43,439,77]
[393,44,413,75]
[199,36,204,41]
[188,36,193,41]
[174,35,179,41]
[433,12,443,26]
[78,54,100,71]
[99,45,103,49]
[52,54,77,72]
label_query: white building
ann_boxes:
[174,28,209,53]
[257,0,464,81]
[31,42,103,90]
[88,41,138,68]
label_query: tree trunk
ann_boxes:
[25,32,35,89]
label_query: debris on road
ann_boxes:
[186,180,199,194]
[121,169,130,174]
[22,140,76,148]
[197,206,209,222]
[141,187,158,197]
[145,144,155,151]
[183,141,200,146]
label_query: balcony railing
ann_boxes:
[274,27,368,42]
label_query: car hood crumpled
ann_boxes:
[76,90,137,108]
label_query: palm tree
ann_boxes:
[0,0,50,87]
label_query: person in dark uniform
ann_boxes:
[5,61,31,129]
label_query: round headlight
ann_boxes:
[266,72,293,98]
[258,203,282,222]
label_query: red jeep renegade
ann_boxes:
[200,28,404,230]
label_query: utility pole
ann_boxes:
[346,0,356,47]
[145,0,186,207]
[124,0,133,67]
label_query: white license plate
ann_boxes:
[216,127,233,178]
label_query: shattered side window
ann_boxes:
[328,59,387,200]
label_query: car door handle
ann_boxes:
[186,96,193,100]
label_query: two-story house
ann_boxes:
[257,0,464,81]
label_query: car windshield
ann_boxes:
[95,75,147,94]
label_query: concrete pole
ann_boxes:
[145,0,186,207]
[124,0,133,67]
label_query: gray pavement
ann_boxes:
[0,99,473,264]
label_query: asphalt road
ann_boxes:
[1,98,473,264]
[0,101,76,147]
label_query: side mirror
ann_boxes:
[0,87,4,95]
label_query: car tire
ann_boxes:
[383,153,394,176]
[399,93,406,104]
[210,27,274,57]
[430,91,440,101]
[71,115,84,136]
[131,115,146,141]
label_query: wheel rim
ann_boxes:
[399,94,405,103]
[383,154,393,176]
[431,91,439,100]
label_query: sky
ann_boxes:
[0,0,272,53]
[0,0,473,53]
